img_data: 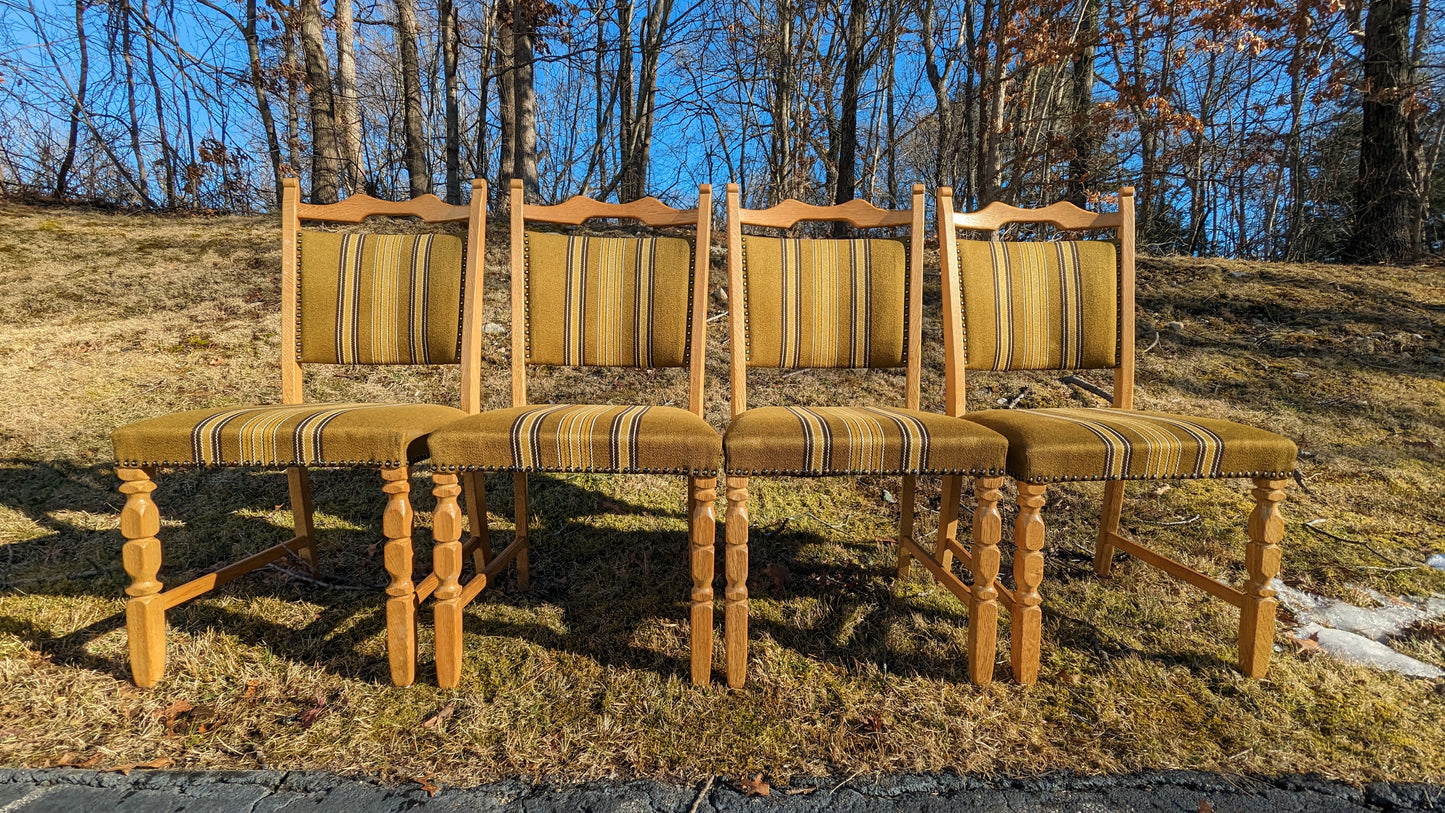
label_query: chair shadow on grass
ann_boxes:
[0,458,1238,686]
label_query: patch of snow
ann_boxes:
[1427,554,1445,570]
[1271,579,1445,679]
[1296,624,1444,679]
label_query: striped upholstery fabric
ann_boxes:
[524,231,693,367]
[298,231,465,365]
[724,406,1006,476]
[956,240,1117,371]
[428,404,721,474]
[112,402,466,468]
[964,408,1298,484]
[742,236,906,369]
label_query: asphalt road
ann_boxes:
[0,769,1441,812]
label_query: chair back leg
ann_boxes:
[463,472,492,572]
[286,467,319,575]
[512,473,531,589]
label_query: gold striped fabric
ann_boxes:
[427,404,722,474]
[742,236,906,369]
[964,408,1298,483]
[298,231,465,365]
[956,240,1117,371]
[112,402,467,467]
[524,231,694,367]
[724,406,1007,476]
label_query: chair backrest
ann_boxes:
[725,184,926,417]
[937,186,1136,416]
[279,177,487,411]
[507,179,714,416]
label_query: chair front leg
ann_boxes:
[724,475,749,689]
[432,472,466,688]
[286,466,318,575]
[689,475,717,685]
[380,465,416,687]
[1240,478,1287,677]
[1094,480,1126,576]
[969,477,1005,685]
[120,466,165,687]
[1011,481,1048,684]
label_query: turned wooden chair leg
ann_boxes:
[1011,482,1048,684]
[120,466,166,687]
[1239,477,1286,677]
[512,472,530,589]
[463,472,491,573]
[1094,480,1126,577]
[689,475,718,685]
[724,476,749,689]
[934,475,964,572]
[380,466,416,687]
[894,475,918,577]
[286,466,319,575]
[432,473,465,689]
[968,477,1005,685]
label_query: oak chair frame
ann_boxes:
[937,185,1287,683]
[118,177,488,688]
[721,184,1004,688]
[431,178,716,688]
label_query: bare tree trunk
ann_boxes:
[768,0,795,204]
[139,0,176,206]
[56,0,89,199]
[440,0,461,202]
[614,0,673,201]
[1349,0,1419,262]
[1064,0,1098,205]
[833,0,868,207]
[334,0,365,195]
[117,0,150,203]
[495,14,515,208]
[298,0,341,203]
[394,0,430,197]
[513,12,539,202]
[284,20,301,174]
[616,0,634,197]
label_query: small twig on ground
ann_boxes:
[1138,514,1201,526]
[706,311,728,323]
[1292,469,1317,498]
[264,564,374,591]
[1303,519,1403,565]
[780,368,808,379]
[1060,375,1113,401]
[687,776,715,813]
[1140,332,1160,353]
[1006,387,1030,408]
[794,512,851,531]
[830,769,864,795]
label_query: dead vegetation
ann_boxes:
[0,202,1442,784]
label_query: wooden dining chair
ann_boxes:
[938,186,1298,683]
[426,179,720,688]
[111,177,488,687]
[721,184,1010,688]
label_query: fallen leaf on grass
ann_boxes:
[739,774,770,797]
[422,703,456,729]
[1286,633,1323,656]
[1199,801,1215,813]
[240,680,261,701]
[413,775,440,797]
[296,691,329,729]
[861,715,886,733]
[1150,484,1173,497]
[153,700,193,720]
[53,752,102,769]
[106,757,174,776]
[1404,438,1437,450]
[765,563,789,590]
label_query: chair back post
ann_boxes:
[1113,186,1137,410]
[725,183,748,417]
[688,184,714,417]
[459,178,488,414]
[280,177,304,405]
[936,186,967,417]
[905,183,925,411]
[509,179,529,407]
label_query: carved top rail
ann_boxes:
[737,195,914,230]
[294,190,473,224]
[523,190,702,228]
[949,197,1124,232]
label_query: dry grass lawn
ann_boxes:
[0,201,1443,786]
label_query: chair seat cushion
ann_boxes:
[428,404,721,474]
[113,402,466,468]
[724,406,1007,476]
[963,408,1298,483]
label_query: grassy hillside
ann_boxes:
[0,201,1442,785]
